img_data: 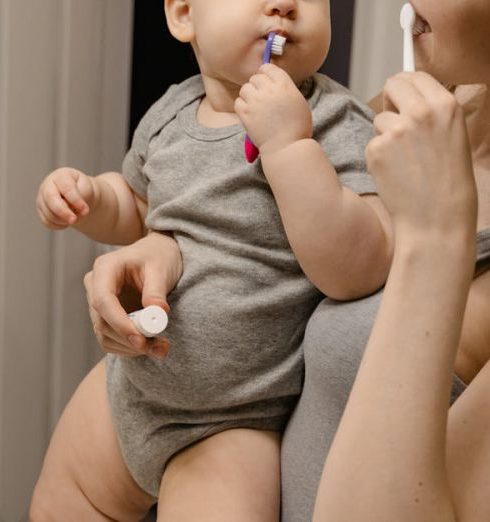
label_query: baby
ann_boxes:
[35,0,392,518]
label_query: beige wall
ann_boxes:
[0,1,133,519]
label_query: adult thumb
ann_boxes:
[141,271,170,313]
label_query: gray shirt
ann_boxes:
[280,229,490,522]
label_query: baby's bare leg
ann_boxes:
[157,429,281,522]
[30,359,155,521]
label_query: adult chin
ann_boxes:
[412,9,490,86]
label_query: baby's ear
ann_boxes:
[165,0,194,43]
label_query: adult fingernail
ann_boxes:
[128,335,143,350]
[149,344,169,360]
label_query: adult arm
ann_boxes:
[313,72,478,521]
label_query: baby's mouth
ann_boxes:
[262,29,291,42]
[413,14,432,36]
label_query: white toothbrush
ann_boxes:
[400,3,416,72]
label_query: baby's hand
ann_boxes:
[36,167,96,229]
[235,63,313,156]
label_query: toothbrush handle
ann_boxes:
[244,134,260,163]
[403,30,415,72]
[243,32,277,163]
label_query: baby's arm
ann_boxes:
[36,167,147,244]
[236,64,393,300]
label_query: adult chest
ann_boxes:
[455,265,490,384]
[475,167,490,230]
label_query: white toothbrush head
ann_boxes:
[400,3,416,72]
[262,32,287,63]
[400,3,416,31]
[271,34,287,56]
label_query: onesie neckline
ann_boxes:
[177,99,244,142]
[177,76,318,143]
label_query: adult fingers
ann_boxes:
[382,73,425,115]
[141,270,170,312]
[408,71,453,100]
[87,273,152,357]
[373,111,402,135]
[85,265,147,353]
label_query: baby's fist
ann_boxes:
[236,63,313,155]
[36,167,95,229]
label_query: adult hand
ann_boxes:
[84,231,182,359]
[366,72,477,239]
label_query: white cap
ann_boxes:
[129,305,168,337]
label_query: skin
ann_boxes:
[311,0,490,519]
[410,0,490,86]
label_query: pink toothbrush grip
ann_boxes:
[244,134,260,163]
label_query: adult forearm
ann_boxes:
[261,139,390,299]
[313,232,475,522]
[73,172,145,244]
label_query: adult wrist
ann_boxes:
[393,226,476,274]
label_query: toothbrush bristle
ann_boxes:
[271,34,287,56]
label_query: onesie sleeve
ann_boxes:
[121,81,187,198]
[312,75,378,196]
[121,77,205,199]
[121,108,156,199]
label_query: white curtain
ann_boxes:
[0,1,133,519]
[350,0,407,101]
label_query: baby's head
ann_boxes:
[164,0,331,87]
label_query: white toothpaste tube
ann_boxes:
[129,305,168,337]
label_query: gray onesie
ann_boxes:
[105,73,377,496]
[280,228,490,522]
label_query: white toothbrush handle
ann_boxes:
[403,29,415,72]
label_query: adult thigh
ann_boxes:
[30,359,156,521]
